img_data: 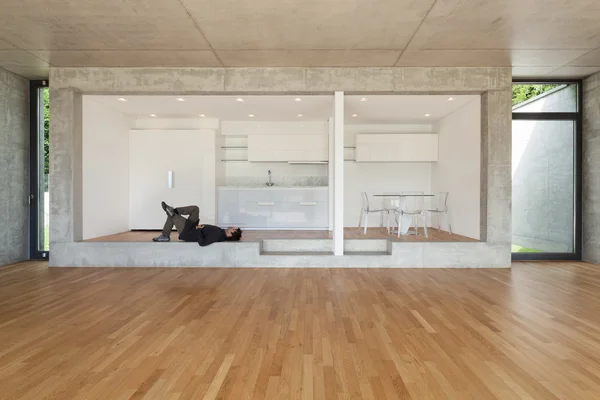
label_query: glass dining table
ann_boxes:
[372,194,434,235]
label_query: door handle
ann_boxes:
[300,202,317,206]
[257,202,275,206]
[168,171,173,188]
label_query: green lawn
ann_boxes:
[44,225,49,251]
[511,244,542,253]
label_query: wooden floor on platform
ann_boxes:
[86,227,477,243]
[1,261,600,399]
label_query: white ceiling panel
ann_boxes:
[345,95,479,124]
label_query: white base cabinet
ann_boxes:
[218,187,328,229]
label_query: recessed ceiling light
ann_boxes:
[150,114,157,117]
[117,97,127,102]
[199,114,205,117]
[248,114,255,118]
[294,98,302,102]
[448,97,455,101]
[360,97,367,102]
[176,98,185,102]
[236,98,244,102]
[352,114,358,117]
[297,114,303,117]
[425,113,431,117]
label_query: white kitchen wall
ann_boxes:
[220,121,329,187]
[344,124,434,227]
[431,99,481,239]
[82,98,134,239]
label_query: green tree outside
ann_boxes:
[512,84,559,106]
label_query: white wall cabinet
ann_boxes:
[129,129,216,229]
[248,134,328,162]
[356,134,438,162]
[217,187,328,229]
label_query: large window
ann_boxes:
[30,80,49,259]
[511,82,581,260]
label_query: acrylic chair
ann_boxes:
[425,192,452,234]
[358,192,389,234]
[393,191,428,238]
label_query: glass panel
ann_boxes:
[36,87,50,252]
[512,84,577,112]
[512,120,575,253]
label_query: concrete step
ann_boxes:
[260,239,390,255]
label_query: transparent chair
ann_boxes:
[425,192,452,234]
[393,191,428,238]
[358,192,389,234]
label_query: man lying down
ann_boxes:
[152,202,242,246]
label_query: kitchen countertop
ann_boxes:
[218,186,328,190]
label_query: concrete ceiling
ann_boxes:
[1,0,600,79]
[86,94,476,123]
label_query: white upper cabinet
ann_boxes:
[248,134,328,162]
[355,133,438,162]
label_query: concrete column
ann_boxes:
[583,73,600,263]
[333,92,344,256]
[49,88,83,252]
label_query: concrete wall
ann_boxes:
[512,86,577,252]
[432,99,481,239]
[82,97,134,240]
[0,68,29,266]
[49,67,512,267]
[583,73,600,263]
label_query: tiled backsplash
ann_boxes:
[225,176,328,187]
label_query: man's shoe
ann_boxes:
[152,233,170,242]
[161,201,176,218]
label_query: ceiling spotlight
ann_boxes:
[176,98,185,102]
[248,114,255,118]
[236,98,244,102]
[199,114,205,117]
[352,114,358,117]
[150,114,157,117]
[294,98,302,102]
[360,97,368,102]
[447,97,455,101]
[117,97,127,102]
[425,113,431,117]
[297,114,303,117]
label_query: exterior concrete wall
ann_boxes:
[49,67,512,268]
[512,86,577,252]
[583,73,600,263]
[0,68,29,266]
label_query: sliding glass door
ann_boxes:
[30,80,50,259]
[511,82,582,260]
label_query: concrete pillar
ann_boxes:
[583,73,600,263]
[333,92,345,256]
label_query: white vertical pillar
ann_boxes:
[328,117,334,231]
[333,92,344,256]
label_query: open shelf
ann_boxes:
[221,146,248,149]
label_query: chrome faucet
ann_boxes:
[266,170,274,186]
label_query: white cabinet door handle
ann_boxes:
[167,171,174,188]
[257,202,275,206]
[300,202,317,206]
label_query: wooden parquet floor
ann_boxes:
[1,261,599,399]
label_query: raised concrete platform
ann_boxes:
[50,239,510,268]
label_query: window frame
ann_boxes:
[511,79,583,261]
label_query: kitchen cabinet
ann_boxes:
[248,134,328,162]
[356,133,438,162]
[217,187,328,229]
[129,129,216,229]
